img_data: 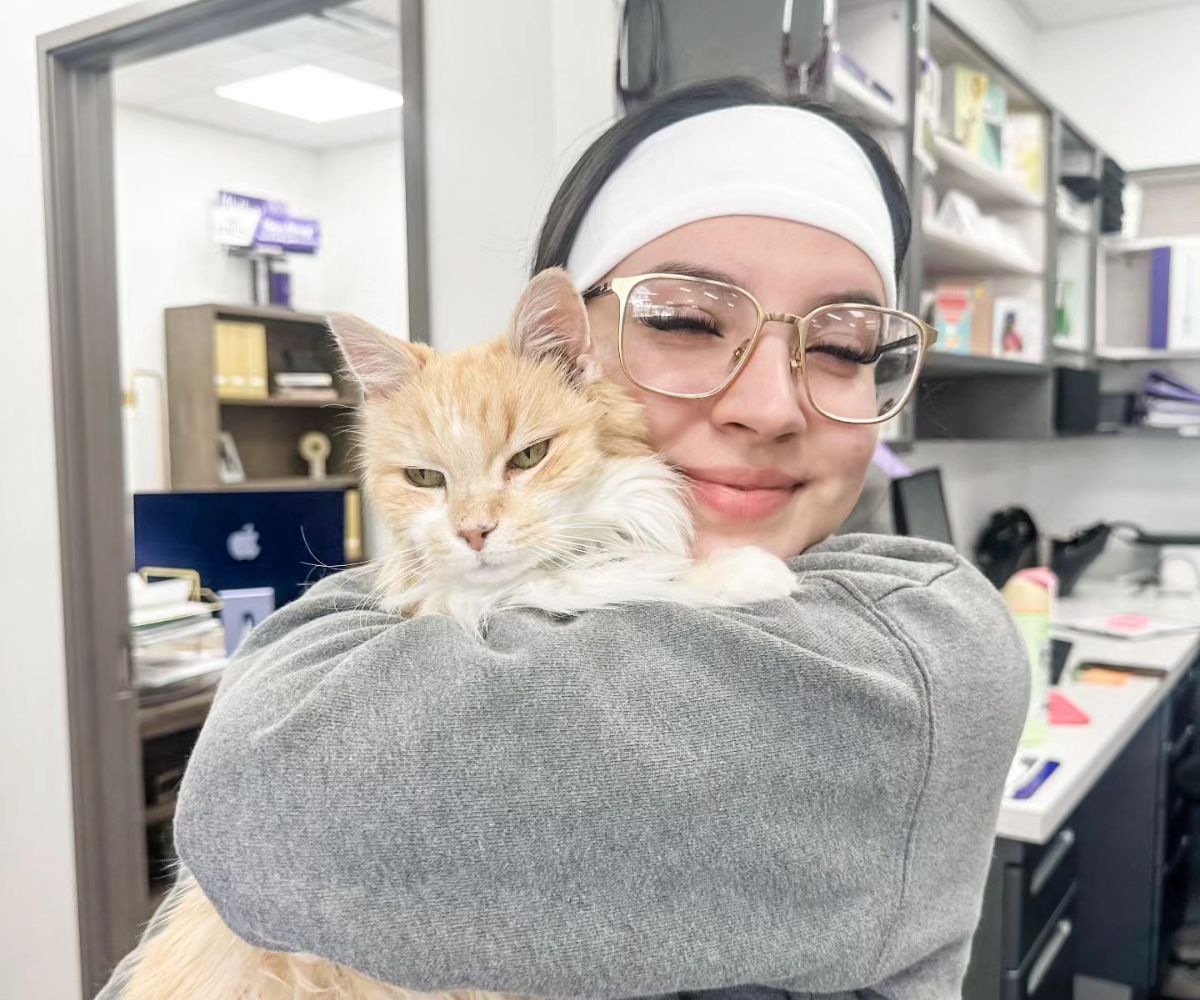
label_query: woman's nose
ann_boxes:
[709,324,808,440]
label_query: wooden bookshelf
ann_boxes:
[165,304,362,489]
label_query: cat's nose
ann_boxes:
[458,524,495,552]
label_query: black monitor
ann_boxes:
[133,488,350,606]
[890,468,955,547]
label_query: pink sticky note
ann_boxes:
[1049,690,1091,725]
[1107,614,1151,633]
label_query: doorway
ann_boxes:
[37,0,427,992]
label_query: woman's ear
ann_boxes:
[508,267,595,377]
[327,314,426,396]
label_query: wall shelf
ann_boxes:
[1097,347,1200,361]
[930,134,1045,209]
[1057,211,1090,236]
[831,63,906,130]
[220,395,359,409]
[922,219,1042,277]
[923,352,1050,377]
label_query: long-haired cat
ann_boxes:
[117,268,797,1000]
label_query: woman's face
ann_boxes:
[584,216,884,560]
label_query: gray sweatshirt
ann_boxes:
[118,533,1030,999]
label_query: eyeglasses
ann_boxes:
[582,273,939,425]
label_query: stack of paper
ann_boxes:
[129,575,226,700]
[1141,370,1200,434]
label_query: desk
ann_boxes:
[966,585,1200,1000]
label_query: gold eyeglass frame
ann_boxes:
[582,273,940,426]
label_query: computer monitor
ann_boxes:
[890,468,955,547]
[133,488,351,606]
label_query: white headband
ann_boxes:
[565,105,897,307]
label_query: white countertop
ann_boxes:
[996,583,1200,844]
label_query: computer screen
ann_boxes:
[133,488,348,606]
[890,468,955,547]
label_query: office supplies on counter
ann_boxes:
[1005,752,1060,800]
[1075,660,1171,679]
[1012,759,1061,800]
[1062,612,1200,640]
[1048,690,1090,725]
[1076,666,1132,686]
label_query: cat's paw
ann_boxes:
[682,546,799,606]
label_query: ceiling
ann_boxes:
[1010,0,1200,29]
[112,0,402,151]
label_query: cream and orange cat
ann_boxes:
[117,268,796,1000]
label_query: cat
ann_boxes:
[116,267,797,1000]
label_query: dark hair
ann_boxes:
[531,77,911,287]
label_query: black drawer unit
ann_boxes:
[1000,826,1078,969]
[970,654,1200,1000]
[1002,886,1077,1000]
[964,826,1078,1000]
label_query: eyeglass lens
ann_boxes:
[620,277,922,420]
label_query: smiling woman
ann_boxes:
[103,77,1030,1000]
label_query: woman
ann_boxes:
[105,79,1028,999]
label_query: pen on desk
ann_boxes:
[1012,760,1060,800]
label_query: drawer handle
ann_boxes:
[1031,828,1076,897]
[1170,724,1196,764]
[1027,918,1073,996]
[1166,835,1193,878]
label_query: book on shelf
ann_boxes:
[1149,243,1200,351]
[274,371,335,388]
[214,321,268,399]
[927,283,994,356]
[273,386,341,401]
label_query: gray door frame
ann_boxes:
[37,1,427,993]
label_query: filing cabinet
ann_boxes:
[966,656,1199,1000]
[964,821,1079,1000]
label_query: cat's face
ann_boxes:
[330,269,660,588]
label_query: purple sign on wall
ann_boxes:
[212,191,320,254]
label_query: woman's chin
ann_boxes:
[691,525,797,561]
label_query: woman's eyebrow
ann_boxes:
[808,290,885,309]
[648,260,743,286]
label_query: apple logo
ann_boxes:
[227,523,261,561]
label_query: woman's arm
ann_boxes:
[173,533,1028,999]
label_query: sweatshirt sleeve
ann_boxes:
[173,534,1028,1000]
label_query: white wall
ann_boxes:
[114,107,324,492]
[934,0,1038,80]
[907,437,1200,563]
[317,139,409,341]
[1034,5,1200,170]
[0,2,115,994]
[114,107,408,492]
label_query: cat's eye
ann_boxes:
[508,439,550,470]
[404,467,446,488]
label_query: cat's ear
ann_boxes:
[509,267,595,377]
[327,314,425,396]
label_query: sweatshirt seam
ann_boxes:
[816,569,944,985]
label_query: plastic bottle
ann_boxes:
[1003,567,1058,749]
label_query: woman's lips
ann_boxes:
[685,470,803,521]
